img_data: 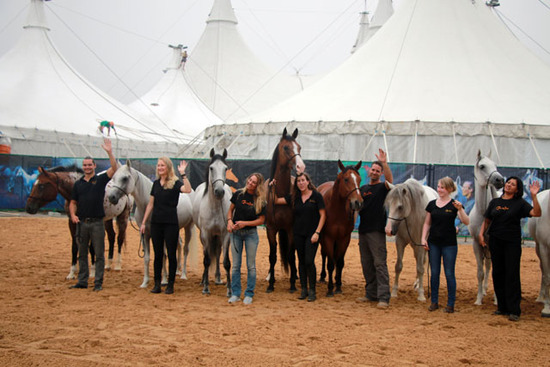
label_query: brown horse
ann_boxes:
[25,166,132,278]
[265,128,306,293]
[318,160,363,297]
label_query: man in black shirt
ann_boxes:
[357,149,393,309]
[69,138,118,291]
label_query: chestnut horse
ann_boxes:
[318,160,363,296]
[25,165,132,279]
[265,128,306,293]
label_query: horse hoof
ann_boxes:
[266,287,274,293]
[326,292,334,298]
[334,289,342,295]
[215,280,224,285]
[318,279,326,284]
[202,290,211,295]
[180,274,188,280]
[289,288,297,294]
[542,312,550,318]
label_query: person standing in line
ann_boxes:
[69,138,118,292]
[227,173,266,305]
[455,180,475,236]
[479,177,541,321]
[140,157,192,295]
[422,177,470,313]
[273,172,326,302]
[357,149,393,309]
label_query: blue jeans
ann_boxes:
[231,228,259,298]
[429,243,458,307]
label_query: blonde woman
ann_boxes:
[421,177,469,313]
[227,173,266,305]
[141,157,191,294]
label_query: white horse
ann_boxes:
[528,189,550,317]
[106,161,195,288]
[192,148,232,296]
[385,178,437,301]
[467,151,504,305]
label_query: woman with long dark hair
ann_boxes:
[479,176,541,321]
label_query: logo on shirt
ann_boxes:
[495,205,509,211]
[241,200,253,207]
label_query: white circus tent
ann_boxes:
[128,44,223,148]
[0,0,182,158]
[352,0,394,54]
[203,0,550,168]
[184,0,310,123]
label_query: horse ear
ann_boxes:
[282,128,288,138]
[223,148,228,159]
[487,149,492,158]
[126,159,132,168]
[292,128,298,139]
[210,148,215,158]
[477,149,482,161]
[337,160,345,172]
[386,182,395,190]
[354,161,362,171]
[38,166,45,175]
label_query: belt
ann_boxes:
[81,217,102,223]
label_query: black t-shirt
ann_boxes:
[150,179,183,224]
[71,173,110,219]
[285,190,325,237]
[230,190,266,230]
[426,199,459,247]
[484,197,532,242]
[358,182,389,234]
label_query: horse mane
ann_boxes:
[204,153,227,195]
[48,165,83,174]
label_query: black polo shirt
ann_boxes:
[358,182,390,234]
[71,173,110,220]
[230,190,266,230]
[426,199,459,247]
[285,190,325,237]
[484,197,532,242]
[150,179,183,224]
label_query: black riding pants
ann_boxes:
[294,234,319,291]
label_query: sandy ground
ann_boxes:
[0,215,549,367]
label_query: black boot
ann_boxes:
[165,281,174,294]
[298,288,308,300]
[150,281,161,294]
[307,288,316,302]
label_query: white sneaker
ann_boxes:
[228,295,240,304]
[243,296,253,305]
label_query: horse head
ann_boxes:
[207,148,228,199]
[271,128,305,178]
[384,180,421,236]
[475,150,504,189]
[25,166,58,214]
[336,160,363,212]
[107,160,136,205]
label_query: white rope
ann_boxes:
[362,122,381,160]
[487,123,501,164]
[382,126,389,162]
[413,121,418,164]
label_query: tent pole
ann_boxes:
[61,138,77,158]
[487,123,501,164]
[452,123,459,165]
[382,125,389,162]
[413,121,418,164]
[528,133,546,169]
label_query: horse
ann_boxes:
[192,148,232,295]
[528,189,550,317]
[467,151,504,305]
[106,161,195,287]
[265,128,306,293]
[318,160,363,296]
[384,178,437,301]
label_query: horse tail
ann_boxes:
[278,229,290,274]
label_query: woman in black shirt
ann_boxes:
[274,172,326,301]
[479,176,541,321]
[141,157,192,294]
[422,177,469,313]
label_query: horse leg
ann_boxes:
[214,239,223,285]
[536,241,544,303]
[105,219,115,270]
[89,241,96,279]
[266,228,277,293]
[391,240,405,298]
[288,243,297,293]
[223,235,232,297]
[140,235,151,288]
[413,245,427,302]
[114,216,127,271]
[176,235,183,276]
[318,252,327,283]
[537,241,550,317]
[472,240,487,305]
[202,249,211,295]
[326,256,335,297]
[68,220,78,280]
[334,255,345,295]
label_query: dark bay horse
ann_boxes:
[26,165,132,278]
[265,128,306,293]
[318,160,363,296]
